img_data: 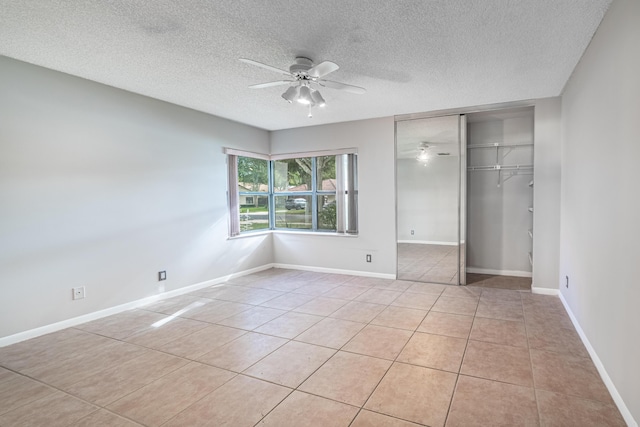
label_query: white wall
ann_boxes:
[397,157,459,243]
[269,118,397,277]
[532,97,562,290]
[467,114,534,274]
[0,57,272,339]
[560,0,640,423]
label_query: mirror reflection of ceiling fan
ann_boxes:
[398,141,453,162]
[239,57,366,117]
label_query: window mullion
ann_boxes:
[268,160,275,230]
[311,157,318,231]
[336,155,345,233]
[346,153,358,234]
[227,154,240,237]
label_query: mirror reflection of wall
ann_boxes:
[396,115,461,284]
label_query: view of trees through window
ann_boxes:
[237,157,269,232]
[237,154,343,233]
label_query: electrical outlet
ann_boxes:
[565,275,569,288]
[158,271,167,281]
[72,286,85,300]
[366,254,372,263]
[410,230,415,235]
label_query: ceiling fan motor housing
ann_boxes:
[289,57,314,78]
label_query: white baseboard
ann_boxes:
[0,264,274,348]
[559,293,637,427]
[397,240,458,246]
[0,263,398,347]
[466,267,532,278]
[272,263,396,280]
[531,286,559,295]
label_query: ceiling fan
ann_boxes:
[239,57,366,117]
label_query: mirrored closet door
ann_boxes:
[396,114,466,285]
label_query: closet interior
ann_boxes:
[466,107,534,286]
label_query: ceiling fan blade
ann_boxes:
[307,61,339,78]
[248,80,294,89]
[318,79,366,95]
[239,58,291,76]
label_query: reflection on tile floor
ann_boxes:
[0,269,625,426]
[398,243,532,291]
[398,243,460,283]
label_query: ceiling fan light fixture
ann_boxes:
[416,149,430,162]
[297,85,313,105]
[281,86,298,103]
[310,89,326,107]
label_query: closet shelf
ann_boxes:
[467,164,533,171]
[467,142,533,149]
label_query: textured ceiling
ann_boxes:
[0,0,611,130]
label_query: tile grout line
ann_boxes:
[0,358,132,424]
[522,294,543,426]
[17,308,257,426]
[441,288,483,427]
[349,290,437,426]
[141,277,314,426]
[238,276,372,426]
[253,280,435,426]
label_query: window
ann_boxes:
[236,156,270,233]
[226,149,357,236]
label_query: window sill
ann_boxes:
[228,230,358,240]
[273,230,358,238]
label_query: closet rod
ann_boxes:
[467,164,533,171]
[467,142,533,149]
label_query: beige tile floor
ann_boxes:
[0,269,626,426]
[466,273,532,291]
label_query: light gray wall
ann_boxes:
[532,97,562,290]
[0,57,273,339]
[467,115,534,274]
[269,118,397,276]
[397,157,459,243]
[560,0,640,423]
